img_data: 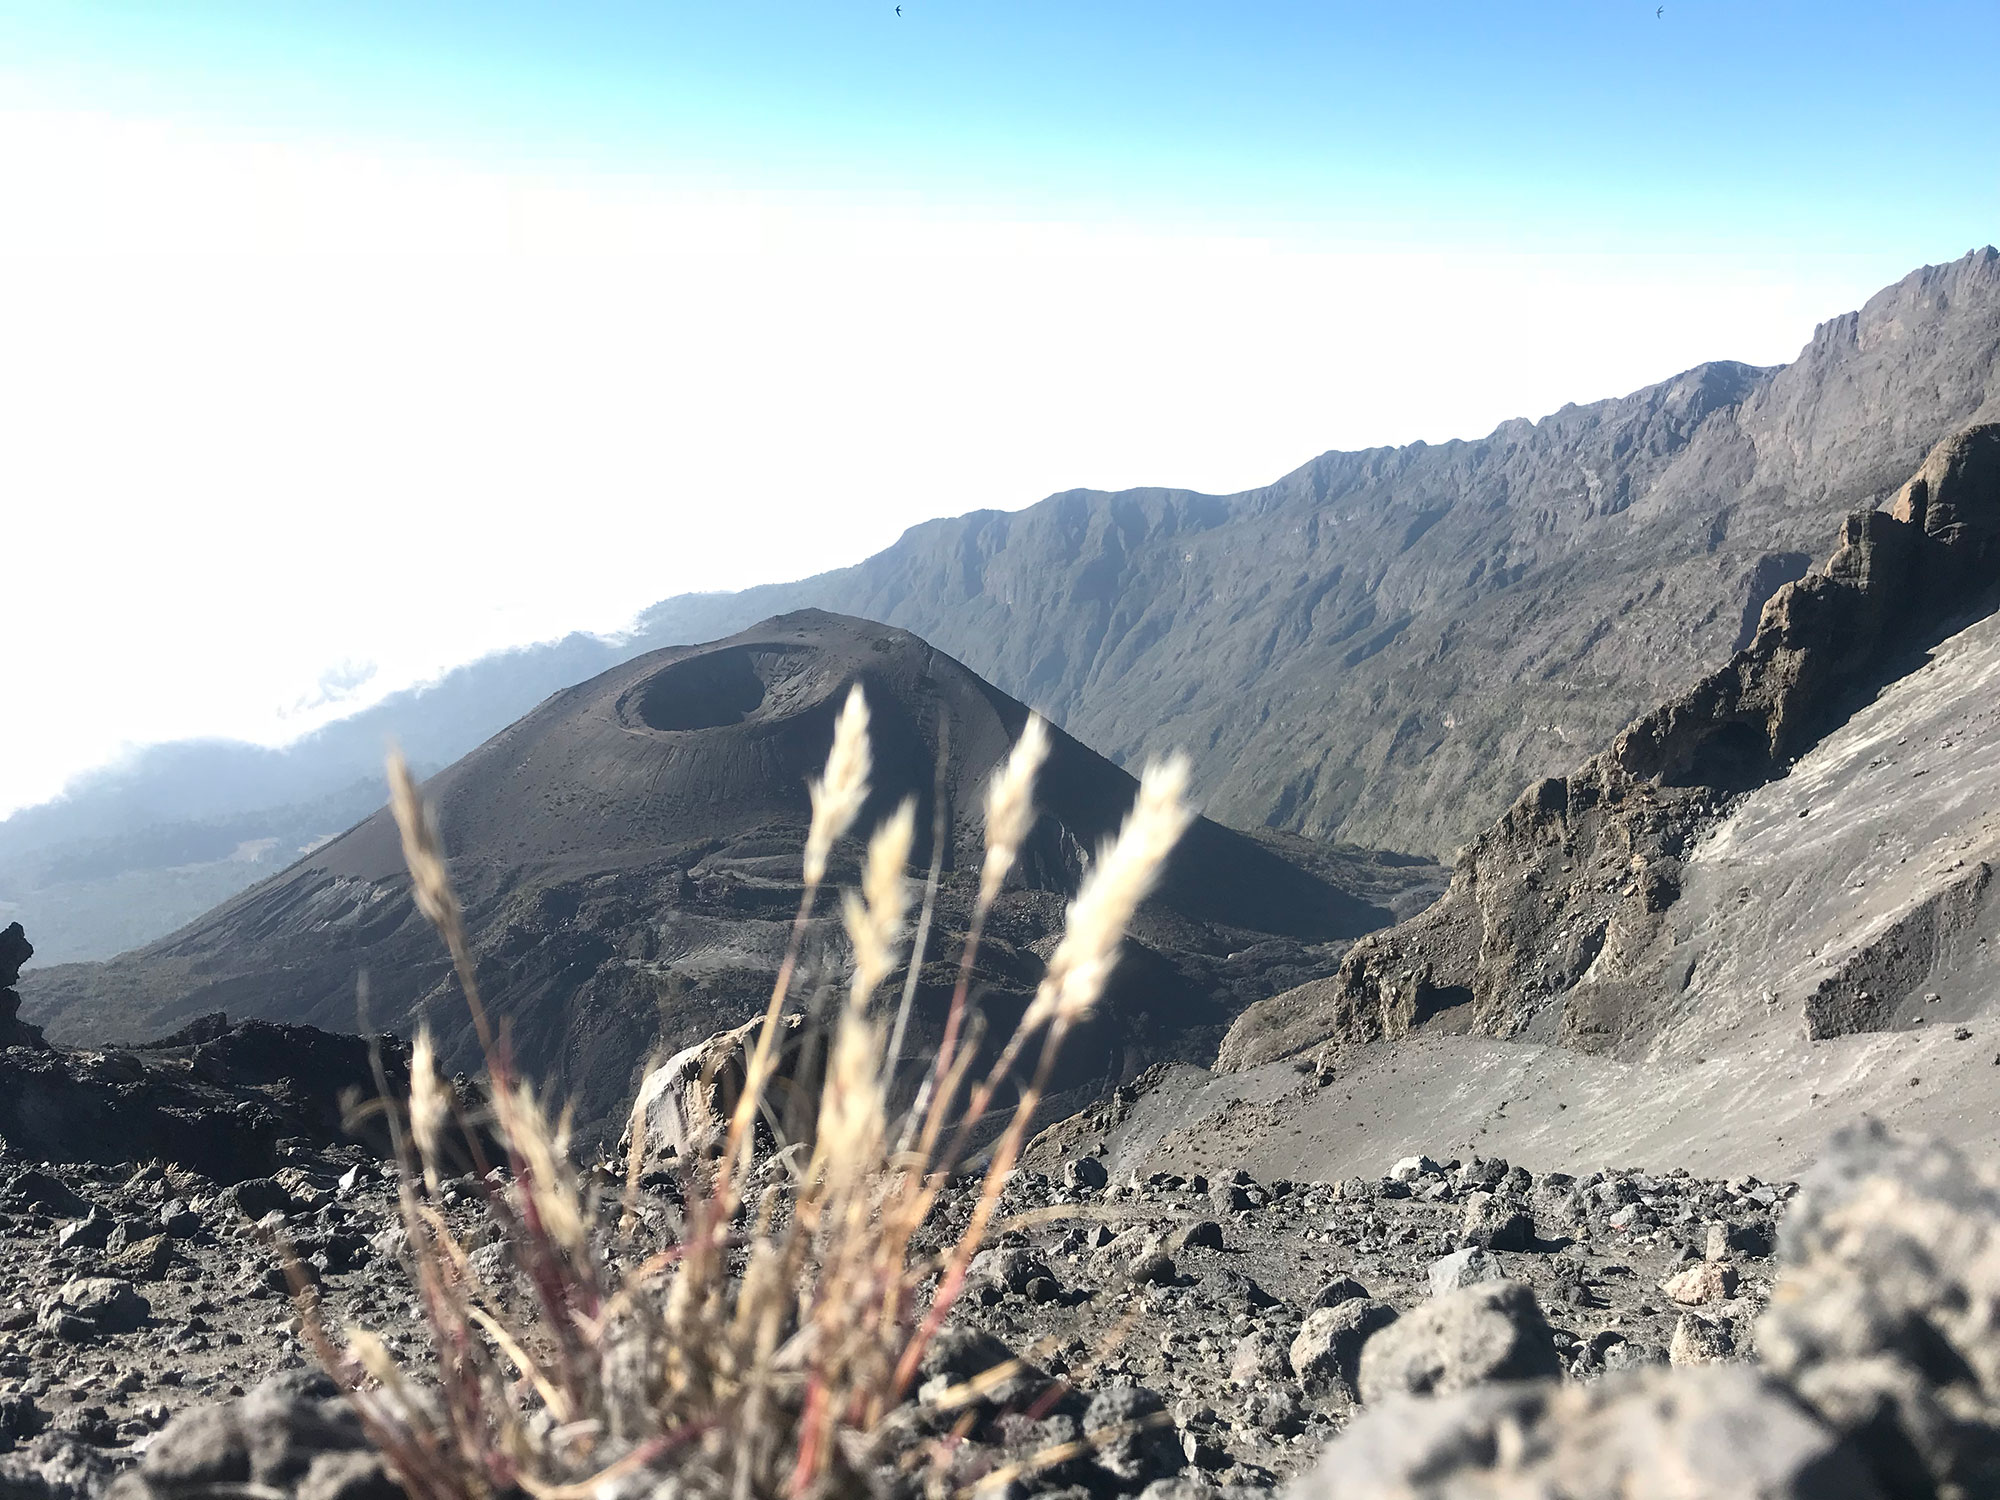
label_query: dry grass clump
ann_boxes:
[306,692,1192,1500]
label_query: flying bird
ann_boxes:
[1656,5,1664,15]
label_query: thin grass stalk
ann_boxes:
[387,752,604,1432]
[883,718,949,1094]
[907,716,1048,1163]
[701,684,872,1260]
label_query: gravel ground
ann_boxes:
[0,1122,1789,1497]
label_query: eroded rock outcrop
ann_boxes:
[1221,425,2000,1070]
[1,922,48,1051]
[0,1011,408,1182]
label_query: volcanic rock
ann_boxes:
[0,1009,406,1182]
[1354,1280,1562,1404]
[1289,1300,1398,1398]
[1,923,46,1050]
[1297,1365,1880,1500]
[37,1279,148,1341]
[1759,1123,2000,1498]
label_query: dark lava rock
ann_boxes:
[1309,1276,1369,1310]
[1064,1157,1108,1192]
[0,923,47,1051]
[1460,1192,1535,1252]
[225,1180,293,1222]
[0,1394,48,1451]
[4,1170,90,1217]
[0,1021,406,1183]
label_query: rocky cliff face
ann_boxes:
[656,249,2000,859]
[1218,424,2000,1072]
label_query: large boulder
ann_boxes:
[35,1278,148,1341]
[1758,1123,2000,1499]
[1083,1384,1183,1486]
[1356,1280,1562,1405]
[1290,1300,1399,1399]
[113,1372,401,1500]
[1429,1246,1508,1296]
[621,1015,812,1163]
[1460,1191,1535,1251]
[1293,1365,1882,1500]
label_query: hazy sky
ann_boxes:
[3,1,1996,818]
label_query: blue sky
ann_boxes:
[5,2,1994,250]
[1,2,1995,814]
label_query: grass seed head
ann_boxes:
[980,715,1049,908]
[804,686,872,888]
[388,746,460,935]
[1032,753,1193,1030]
[409,1027,452,1198]
[842,796,916,1007]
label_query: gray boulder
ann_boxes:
[1757,1123,2000,1499]
[0,1434,116,1500]
[1063,1157,1108,1191]
[1230,1331,1291,1387]
[1356,1280,1561,1405]
[1310,1276,1369,1310]
[1084,1384,1183,1485]
[1290,1299,1399,1398]
[967,1247,1054,1299]
[1292,1365,1883,1500]
[1454,1156,1508,1192]
[0,1395,47,1454]
[1460,1191,1535,1251]
[36,1278,148,1341]
[1428,1246,1507,1296]
[116,1373,398,1500]
[1668,1313,1734,1367]
[1171,1219,1227,1253]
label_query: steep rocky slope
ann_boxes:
[1218,424,2000,1074]
[11,251,2000,964]
[1032,425,2000,1196]
[20,614,1438,1139]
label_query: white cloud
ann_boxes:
[0,107,1916,817]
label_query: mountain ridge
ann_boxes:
[10,248,2000,963]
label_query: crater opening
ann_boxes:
[633,648,779,731]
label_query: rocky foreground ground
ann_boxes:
[1,1091,1966,1500]
[0,986,1996,1500]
